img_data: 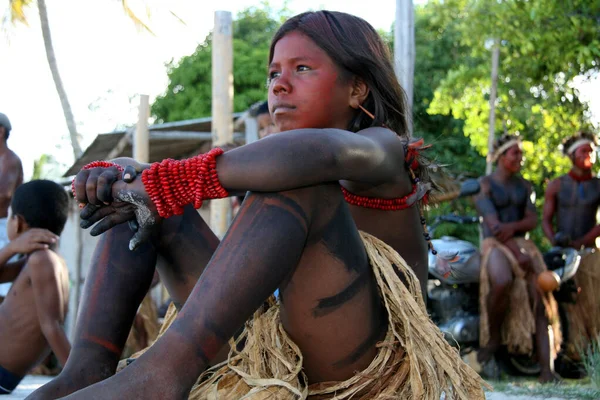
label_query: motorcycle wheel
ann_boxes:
[496,347,541,377]
[506,354,542,376]
[554,302,586,379]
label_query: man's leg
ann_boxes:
[528,274,559,383]
[478,248,513,364]
[28,206,219,399]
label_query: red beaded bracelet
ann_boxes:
[71,161,125,202]
[141,148,228,218]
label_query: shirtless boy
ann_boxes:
[0,180,70,394]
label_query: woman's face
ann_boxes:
[572,143,596,170]
[499,144,523,174]
[268,31,356,132]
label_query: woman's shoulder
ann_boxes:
[356,126,404,141]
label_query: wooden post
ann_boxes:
[134,94,150,163]
[486,41,500,175]
[245,117,259,144]
[71,201,84,340]
[210,11,234,238]
[133,94,165,302]
[395,0,415,134]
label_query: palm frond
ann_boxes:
[9,0,34,25]
[169,10,186,26]
[121,0,155,36]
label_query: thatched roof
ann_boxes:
[64,114,245,177]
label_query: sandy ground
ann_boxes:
[486,394,566,400]
[3,375,53,399]
[4,375,569,399]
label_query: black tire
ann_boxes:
[554,301,586,379]
[496,346,541,377]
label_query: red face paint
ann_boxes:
[268,31,355,132]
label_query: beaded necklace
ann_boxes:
[345,105,436,254]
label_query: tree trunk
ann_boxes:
[37,0,83,160]
[486,40,500,175]
[210,11,233,239]
[394,0,415,135]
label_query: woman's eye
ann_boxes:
[297,65,311,72]
[268,71,281,82]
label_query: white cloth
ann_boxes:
[0,218,11,297]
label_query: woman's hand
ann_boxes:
[74,158,160,250]
[110,178,161,251]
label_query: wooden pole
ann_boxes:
[71,201,84,340]
[395,0,415,134]
[210,11,234,239]
[134,94,150,163]
[245,117,259,144]
[486,40,500,175]
[133,94,165,302]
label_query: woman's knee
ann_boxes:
[244,183,342,216]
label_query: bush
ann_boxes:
[580,336,600,388]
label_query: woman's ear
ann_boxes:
[349,77,370,109]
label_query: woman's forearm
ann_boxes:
[215,128,396,192]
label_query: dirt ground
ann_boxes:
[486,394,566,400]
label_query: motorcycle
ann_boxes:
[426,179,582,377]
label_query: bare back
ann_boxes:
[0,149,23,218]
[0,249,69,376]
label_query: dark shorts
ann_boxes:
[0,364,22,394]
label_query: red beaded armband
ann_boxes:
[141,148,228,218]
[71,161,125,201]
[341,184,418,211]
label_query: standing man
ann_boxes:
[543,131,600,362]
[0,113,24,301]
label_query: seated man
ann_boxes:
[0,180,70,394]
[543,130,600,361]
[476,134,560,383]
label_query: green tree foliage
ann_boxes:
[413,3,486,176]
[427,0,599,187]
[151,6,289,122]
[32,154,49,180]
[424,0,599,248]
[32,153,63,180]
[408,2,486,243]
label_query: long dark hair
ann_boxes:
[269,11,410,138]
